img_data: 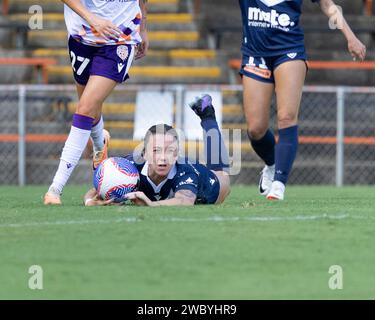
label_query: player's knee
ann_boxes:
[277,114,298,129]
[219,174,231,202]
[76,100,101,118]
[247,127,268,141]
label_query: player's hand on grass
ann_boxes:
[88,15,121,41]
[348,36,366,62]
[126,191,154,206]
[84,189,114,206]
[135,31,149,60]
[85,196,114,206]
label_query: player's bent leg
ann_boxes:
[44,76,118,205]
[242,76,276,195]
[189,94,230,171]
[213,170,230,204]
[76,75,117,118]
[268,60,306,200]
[77,76,117,169]
[74,83,108,168]
[75,83,86,100]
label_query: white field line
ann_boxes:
[0,214,374,229]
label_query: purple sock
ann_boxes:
[72,113,94,130]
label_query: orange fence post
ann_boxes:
[194,0,201,17]
[2,0,9,15]
[0,58,57,84]
[365,0,373,16]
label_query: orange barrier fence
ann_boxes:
[229,59,375,71]
[365,0,373,15]
[2,0,9,15]
[0,58,57,84]
[2,134,375,146]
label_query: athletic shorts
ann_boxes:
[196,170,221,205]
[240,51,307,84]
[68,36,136,86]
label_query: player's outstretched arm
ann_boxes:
[83,188,114,206]
[156,190,197,206]
[318,0,366,61]
[127,190,197,207]
[61,0,121,40]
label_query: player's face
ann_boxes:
[144,133,179,177]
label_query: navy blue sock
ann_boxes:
[201,119,229,171]
[248,129,275,166]
[274,125,299,185]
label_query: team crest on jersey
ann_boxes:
[259,0,293,7]
[117,45,129,61]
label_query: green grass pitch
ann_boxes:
[0,185,374,299]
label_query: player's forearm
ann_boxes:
[139,0,148,31]
[154,191,197,207]
[154,198,195,206]
[61,0,96,25]
[318,0,356,41]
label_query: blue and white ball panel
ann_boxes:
[93,157,139,203]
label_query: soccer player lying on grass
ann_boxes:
[84,95,231,207]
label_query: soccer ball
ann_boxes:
[93,157,139,203]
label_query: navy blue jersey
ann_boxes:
[125,154,220,204]
[239,0,319,57]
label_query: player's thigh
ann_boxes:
[68,36,93,87]
[274,60,306,129]
[77,75,117,118]
[213,170,230,204]
[76,83,85,100]
[242,75,274,138]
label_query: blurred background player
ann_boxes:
[84,94,231,206]
[44,0,149,205]
[239,0,366,200]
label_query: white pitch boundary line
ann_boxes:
[0,214,374,229]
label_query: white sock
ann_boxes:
[49,125,92,195]
[91,116,104,153]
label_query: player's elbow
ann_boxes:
[319,0,336,15]
[181,198,195,206]
[177,196,196,206]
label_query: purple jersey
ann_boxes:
[64,0,142,46]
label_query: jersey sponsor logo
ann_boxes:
[287,52,297,59]
[185,178,194,184]
[247,6,295,30]
[178,177,197,188]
